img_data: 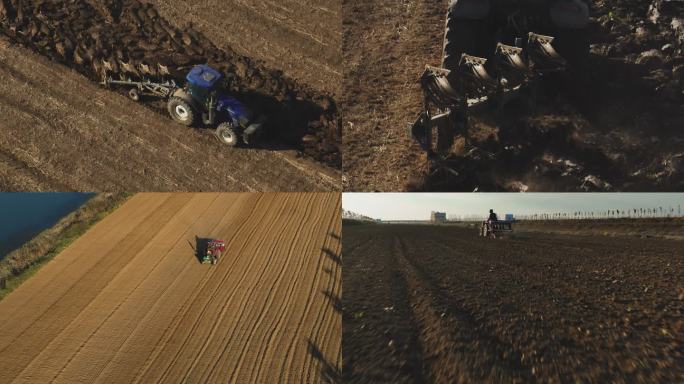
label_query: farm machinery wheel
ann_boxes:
[128,88,141,102]
[167,97,196,126]
[215,122,240,147]
[442,18,491,72]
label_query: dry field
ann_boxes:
[0,40,337,192]
[0,192,341,383]
[150,0,342,95]
[0,0,341,190]
[343,222,684,382]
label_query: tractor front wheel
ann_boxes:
[215,122,240,147]
[167,97,196,126]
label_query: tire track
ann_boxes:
[394,235,534,383]
[245,193,337,383]
[35,194,224,383]
[187,193,310,382]
[94,194,262,384]
[0,193,340,383]
[297,194,342,383]
[7,194,197,383]
[0,194,189,383]
[141,194,285,382]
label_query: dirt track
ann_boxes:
[342,0,684,191]
[0,40,338,192]
[343,223,684,382]
[0,193,341,383]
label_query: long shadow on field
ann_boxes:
[328,231,341,241]
[307,339,341,384]
[322,247,341,266]
[193,236,212,263]
[322,290,342,315]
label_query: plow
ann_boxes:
[411,0,590,177]
[480,220,513,238]
[201,239,226,265]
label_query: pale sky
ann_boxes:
[342,193,684,220]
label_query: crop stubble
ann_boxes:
[0,192,341,383]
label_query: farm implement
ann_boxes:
[411,0,590,166]
[480,220,513,238]
[202,239,226,265]
[102,64,265,147]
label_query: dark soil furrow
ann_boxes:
[394,237,532,383]
[0,0,340,167]
[344,222,684,382]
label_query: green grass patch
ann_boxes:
[0,193,131,301]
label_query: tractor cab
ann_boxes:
[185,64,222,107]
[184,65,253,128]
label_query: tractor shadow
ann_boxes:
[193,236,212,264]
[307,339,341,384]
[232,90,329,152]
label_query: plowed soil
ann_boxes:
[343,223,684,383]
[0,40,337,192]
[0,192,341,383]
[149,0,341,95]
[0,0,341,188]
[342,0,684,191]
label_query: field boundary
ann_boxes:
[0,193,131,301]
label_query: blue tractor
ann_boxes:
[168,65,264,146]
[102,64,264,146]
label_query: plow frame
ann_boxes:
[100,75,178,101]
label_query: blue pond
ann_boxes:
[0,193,94,261]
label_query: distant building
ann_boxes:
[431,211,447,222]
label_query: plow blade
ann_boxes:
[526,32,566,72]
[411,112,432,152]
[419,66,461,108]
[456,54,497,100]
[494,43,530,87]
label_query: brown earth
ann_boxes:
[0,192,341,383]
[342,0,684,191]
[515,217,684,240]
[0,39,338,192]
[343,223,684,382]
[0,0,340,181]
[148,0,341,95]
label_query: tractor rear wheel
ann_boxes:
[442,16,491,72]
[167,97,196,126]
[215,122,240,147]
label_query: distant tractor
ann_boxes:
[202,239,226,265]
[480,220,513,238]
[102,64,265,147]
